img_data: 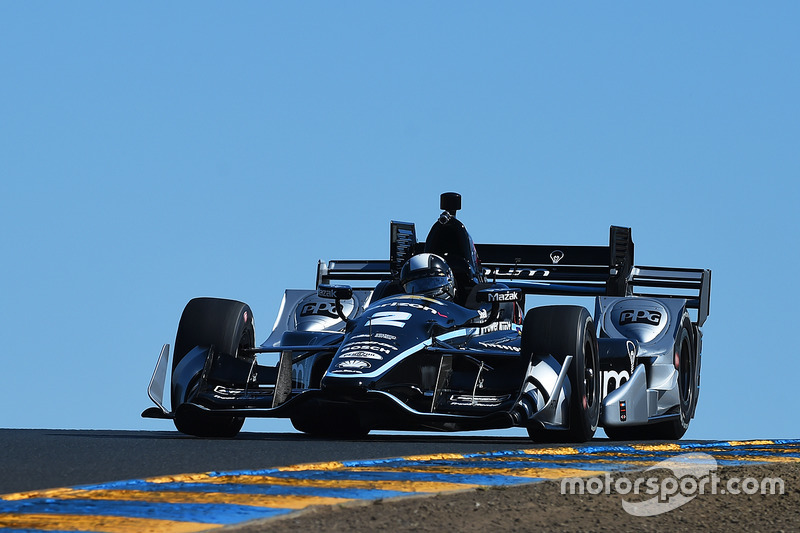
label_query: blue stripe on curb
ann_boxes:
[0,498,292,524]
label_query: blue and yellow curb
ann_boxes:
[2,439,798,532]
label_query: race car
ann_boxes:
[143,192,711,442]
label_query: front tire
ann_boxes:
[522,306,600,443]
[171,297,254,438]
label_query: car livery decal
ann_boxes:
[326,328,473,378]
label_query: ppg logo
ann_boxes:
[300,302,340,319]
[619,309,662,326]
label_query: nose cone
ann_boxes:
[320,372,370,395]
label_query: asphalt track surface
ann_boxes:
[0,429,542,494]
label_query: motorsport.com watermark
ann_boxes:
[560,452,785,516]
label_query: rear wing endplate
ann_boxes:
[317,259,393,289]
[629,266,711,327]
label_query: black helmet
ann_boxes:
[400,253,456,300]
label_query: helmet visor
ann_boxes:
[404,275,450,296]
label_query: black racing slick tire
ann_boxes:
[668,319,696,438]
[171,297,255,438]
[523,306,600,444]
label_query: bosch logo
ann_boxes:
[620,309,662,326]
[342,342,394,355]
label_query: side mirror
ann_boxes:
[317,284,353,301]
[317,284,353,323]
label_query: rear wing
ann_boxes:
[475,226,710,326]
[316,223,711,326]
[628,266,711,327]
[316,259,393,289]
[476,226,635,297]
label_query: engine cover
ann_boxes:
[602,298,668,343]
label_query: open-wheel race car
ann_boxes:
[143,192,711,442]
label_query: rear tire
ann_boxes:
[523,306,600,443]
[171,297,254,438]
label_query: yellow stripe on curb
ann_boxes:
[0,513,217,533]
[723,455,800,464]
[276,453,469,472]
[12,489,354,509]
[2,487,75,501]
[346,465,607,479]
[728,440,775,447]
[396,452,470,462]
[148,473,217,484]
[519,447,579,455]
[631,443,684,452]
[278,461,345,472]
[468,455,659,468]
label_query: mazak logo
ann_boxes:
[561,452,785,516]
[487,291,519,302]
[317,288,337,299]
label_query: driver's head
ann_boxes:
[400,253,455,301]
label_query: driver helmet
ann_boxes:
[400,253,456,301]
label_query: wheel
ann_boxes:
[522,306,600,443]
[604,317,696,441]
[171,297,254,438]
[659,318,695,438]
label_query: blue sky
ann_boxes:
[1,3,798,440]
